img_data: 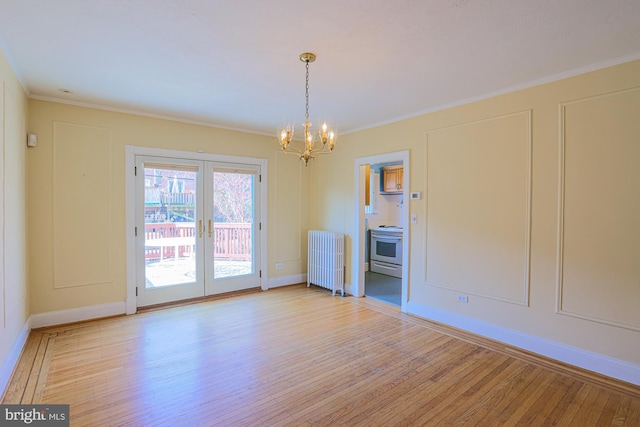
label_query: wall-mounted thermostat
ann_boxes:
[410,192,422,200]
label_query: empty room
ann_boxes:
[1,1,639,425]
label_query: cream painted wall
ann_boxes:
[312,59,640,366]
[0,48,29,385]
[27,100,309,314]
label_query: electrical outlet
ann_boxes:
[457,294,469,303]
[276,263,284,270]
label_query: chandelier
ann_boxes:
[278,52,336,166]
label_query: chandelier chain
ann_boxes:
[305,60,310,122]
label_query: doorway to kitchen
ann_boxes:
[367,225,403,306]
[353,150,409,311]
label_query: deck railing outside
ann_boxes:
[145,187,194,206]
[145,222,251,261]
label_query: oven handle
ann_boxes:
[372,234,402,241]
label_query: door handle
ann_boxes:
[372,236,402,242]
[208,219,213,238]
[198,220,203,238]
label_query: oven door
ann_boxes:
[370,232,402,265]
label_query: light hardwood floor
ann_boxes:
[3,285,639,426]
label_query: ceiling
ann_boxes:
[1,0,639,137]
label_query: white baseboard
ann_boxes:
[30,301,126,329]
[407,301,640,386]
[0,318,31,398]
[344,282,355,297]
[267,274,306,289]
[268,274,353,297]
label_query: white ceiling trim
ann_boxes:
[29,50,640,138]
[28,94,275,138]
[347,51,640,135]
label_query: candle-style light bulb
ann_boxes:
[280,125,294,147]
[319,122,328,144]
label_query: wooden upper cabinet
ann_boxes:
[382,166,403,193]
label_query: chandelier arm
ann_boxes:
[281,146,305,156]
[308,146,334,156]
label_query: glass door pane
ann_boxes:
[213,169,254,278]
[205,163,261,294]
[137,158,204,307]
[144,166,197,287]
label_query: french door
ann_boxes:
[135,156,261,307]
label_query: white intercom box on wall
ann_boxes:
[27,133,38,147]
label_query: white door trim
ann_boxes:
[125,146,268,314]
[353,150,410,312]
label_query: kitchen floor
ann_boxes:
[365,271,401,306]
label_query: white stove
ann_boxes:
[369,226,403,278]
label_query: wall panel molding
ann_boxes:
[556,87,640,332]
[52,122,113,288]
[425,110,532,305]
[274,151,303,263]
